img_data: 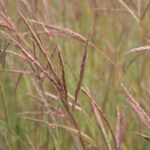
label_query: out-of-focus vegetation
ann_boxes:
[0,0,150,149]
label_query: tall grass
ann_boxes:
[0,0,150,149]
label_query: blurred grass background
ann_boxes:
[0,0,150,149]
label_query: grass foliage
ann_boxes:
[0,0,150,149]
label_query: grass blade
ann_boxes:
[137,133,150,142]
[121,83,150,130]
[118,0,139,22]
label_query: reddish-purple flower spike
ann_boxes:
[121,83,150,130]
[72,32,92,112]
[115,107,127,150]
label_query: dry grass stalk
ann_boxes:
[92,8,127,13]
[72,33,91,111]
[57,46,68,101]
[18,110,66,119]
[19,12,62,86]
[0,69,33,74]
[45,91,82,111]
[2,1,149,149]
[25,134,36,150]
[43,0,51,24]
[19,13,70,102]
[137,133,150,142]
[0,1,16,31]
[91,99,112,150]
[1,30,63,94]
[83,88,113,150]
[14,66,26,92]
[0,41,10,67]
[26,93,68,120]
[1,1,121,79]
[121,83,150,130]
[1,31,87,150]
[31,78,56,122]
[24,117,94,143]
[118,0,139,22]
[25,19,121,72]
[27,19,87,42]
[129,45,150,53]
[57,102,87,149]
[2,50,26,60]
[141,1,150,19]
[89,0,99,17]
[115,107,127,150]
[17,111,49,116]
[115,109,121,150]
